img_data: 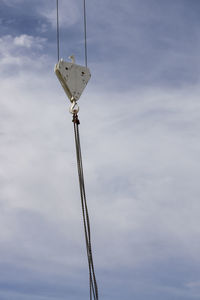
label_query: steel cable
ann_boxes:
[83,0,88,67]
[56,0,60,61]
[57,0,87,66]
[56,1,98,298]
[73,114,99,300]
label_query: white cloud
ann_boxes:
[14,34,46,49]
[0,34,48,73]
[1,63,200,274]
[0,34,46,53]
[80,86,200,268]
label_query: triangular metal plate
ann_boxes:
[54,59,91,102]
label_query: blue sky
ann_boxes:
[0,0,200,299]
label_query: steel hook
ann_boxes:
[69,99,79,114]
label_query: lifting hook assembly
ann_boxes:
[69,99,79,114]
[54,55,91,112]
[55,2,99,299]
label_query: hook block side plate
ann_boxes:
[54,59,91,102]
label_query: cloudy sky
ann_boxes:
[1,0,200,299]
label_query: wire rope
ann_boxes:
[56,0,60,61]
[56,1,98,299]
[83,0,88,67]
[73,114,99,300]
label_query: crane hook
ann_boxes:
[69,99,79,114]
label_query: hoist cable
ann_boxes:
[83,0,88,67]
[73,114,98,300]
[75,123,98,300]
[56,0,87,66]
[56,0,60,61]
[73,114,99,300]
[55,1,98,299]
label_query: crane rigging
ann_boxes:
[54,1,99,300]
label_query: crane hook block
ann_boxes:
[54,57,91,102]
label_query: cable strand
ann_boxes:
[56,0,60,61]
[76,123,98,300]
[83,0,88,67]
[73,114,98,300]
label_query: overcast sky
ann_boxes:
[1,0,200,299]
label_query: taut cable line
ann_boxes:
[72,114,99,300]
[56,0,60,61]
[55,1,99,300]
[83,0,88,67]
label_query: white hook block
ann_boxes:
[54,58,91,102]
